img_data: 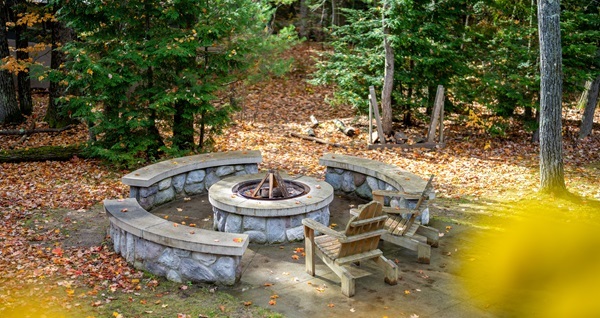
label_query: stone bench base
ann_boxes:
[105,198,248,285]
[319,153,434,224]
[105,151,261,285]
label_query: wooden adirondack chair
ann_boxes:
[372,175,440,264]
[302,201,398,297]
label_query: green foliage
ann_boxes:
[311,0,470,118]
[54,0,297,167]
[312,0,599,130]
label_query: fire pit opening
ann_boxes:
[233,169,309,200]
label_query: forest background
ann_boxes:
[1,0,600,317]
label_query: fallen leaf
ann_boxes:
[269,299,276,306]
[270,294,279,299]
[291,254,300,260]
[120,208,128,213]
[176,208,183,212]
[404,290,411,295]
[328,303,335,308]
[233,237,244,243]
[244,301,252,306]
[184,197,191,201]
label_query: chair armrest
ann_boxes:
[302,218,345,240]
[372,189,423,200]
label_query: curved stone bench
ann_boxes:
[105,150,261,285]
[319,153,435,223]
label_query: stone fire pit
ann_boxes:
[209,172,333,244]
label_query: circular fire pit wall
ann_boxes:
[209,173,334,244]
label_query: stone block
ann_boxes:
[139,195,155,210]
[213,256,237,285]
[289,215,304,228]
[111,226,121,254]
[192,252,217,266]
[204,171,220,191]
[129,187,139,199]
[320,207,330,227]
[214,209,227,232]
[158,178,172,191]
[307,210,322,224]
[245,230,267,244]
[172,174,186,193]
[355,181,373,199]
[243,216,266,231]
[167,270,183,283]
[158,248,181,269]
[125,232,135,263]
[235,165,245,171]
[186,170,206,184]
[245,165,258,174]
[184,182,205,195]
[341,171,356,193]
[353,172,366,187]
[180,258,216,283]
[155,187,175,206]
[224,213,242,233]
[174,249,191,258]
[145,261,167,277]
[266,218,286,244]
[215,165,235,177]
[286,226,305,242]
[139,185,158,198]
[366,176,380,191]
[136,239,164,260]
[325,172,342,190]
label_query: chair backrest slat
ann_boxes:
[339,201,385,258]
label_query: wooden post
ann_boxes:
[439,97,445,143]
[368,96,373,144]
[427,85,444,143]
[369,86,386,145]
[304,227,315,276]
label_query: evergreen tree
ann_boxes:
[56,0,296,166]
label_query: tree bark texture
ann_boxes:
[537,0,566,194]
[173,100,194,150]
[579,75,600,139]
[381,0,394,136]
[14,0,32,115]
[298,0,308,38]
[0,144,82,163]
[0,1,21,124]
[45,16,75,128]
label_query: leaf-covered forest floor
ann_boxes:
[1,42,600,317]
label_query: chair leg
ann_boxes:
[417,243,431,264]
[416,225,440,247]
[340,271,355,297]
[304,226,315,276]
[374,255,398,286]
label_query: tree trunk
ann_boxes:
[0,144,83,163]
[0,1,21,124]
[14,0,32,115]
[537,0,566,194]
[579,75,600,139]
[45,12,75,128]
[380,0,394,136]
[173,101,194,150]
[298,0,308,38]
